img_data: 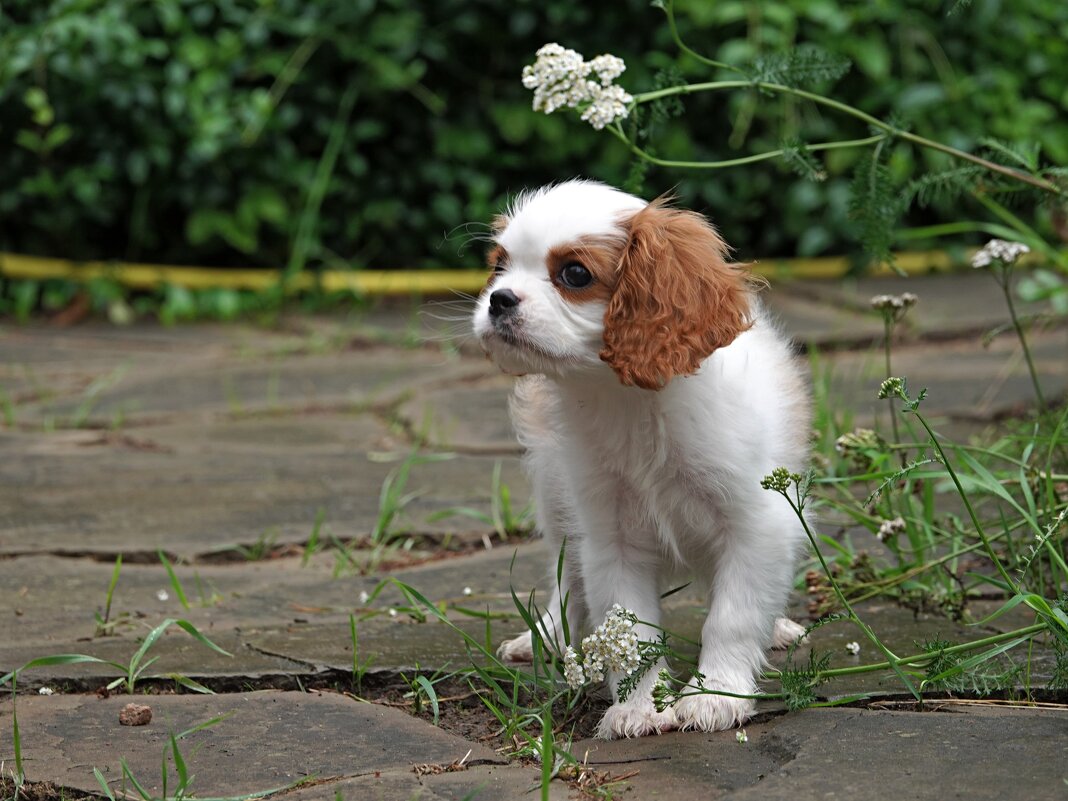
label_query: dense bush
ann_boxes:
[0,0,1065,270]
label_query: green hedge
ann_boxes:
[1,0,1065,270]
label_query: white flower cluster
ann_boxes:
[845,641,861,656]
[521,43,632,130]
[971,239,1030,268]
[563,645,586,688]
[562,604,642,689]
[877,516,906,542]
[869,292,918,312]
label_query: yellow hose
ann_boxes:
[0,249,969,297]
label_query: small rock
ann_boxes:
[119,703,152,726]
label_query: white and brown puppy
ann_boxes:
[472,180,810,739]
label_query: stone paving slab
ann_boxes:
[791,271,1055,338]
[0,544,547,684]
[17,348,479,428]
[7,687,1064,801]
[283,765,569,801]
[2,275,1066,801]
[0,417,527,559]
[4,539,1032,697]
[6,690,505,798]
[572,705,1068,801]
[399,374,521,454]
[820,327,1066,425]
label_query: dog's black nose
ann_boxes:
[489,288,520,318]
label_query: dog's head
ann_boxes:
[473,180,755,390]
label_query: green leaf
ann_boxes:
[2,654,120,687]
[749,44,851,90]
[848,143,901,268]
[413,675,440,725]
[172,618,232,656]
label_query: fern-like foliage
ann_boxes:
[749,44,851,91]
[849,143,901,267]
[921,636,1021,695]
[979,137,1041,172]
[649,66,686,127]
[780,648,832,711]
[780,137,827,182]
[902,166,985,209]
[1049,637,1068,691]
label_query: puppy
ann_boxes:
[472,180,810,738]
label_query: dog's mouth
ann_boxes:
[482,320,559,364]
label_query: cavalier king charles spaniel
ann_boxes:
[472,180,810,739]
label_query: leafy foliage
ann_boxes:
[748,44,851,90]
[2,0,1068,268]
[780,138,828,183]
[779,648,832,711]
[848,144,902,267]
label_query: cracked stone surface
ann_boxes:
[12,691,506,797]
[1,275,1066,801]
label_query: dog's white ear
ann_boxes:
[600,201,755,390]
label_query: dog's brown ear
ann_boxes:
[600,201,755,390]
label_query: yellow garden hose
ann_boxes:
[0,249,972,298]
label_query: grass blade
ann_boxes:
[159,551,190,610]
[413,675,440,726]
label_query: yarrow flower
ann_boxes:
[877,376,905,400]
[877,516,906,542]
[971,239,1030,269]
[563,645,586,688]
[870,292,918,324]
[562,604,642,689]
[760,467,803,494]
[835,428,887,469]
[845,641,861,656]
[521,43,632,130]
[870,292,918,313]
[651,668,675,712]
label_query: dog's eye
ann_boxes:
[559,262,592,289]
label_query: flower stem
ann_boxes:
[882,317,902,449]
[763,622,1047,680]
[630,82,1063,196]
[907,406,1020,592]
[606,124,884,169]
[661,0,745,75]
[996,267,1047,411]
[780,488,921,700]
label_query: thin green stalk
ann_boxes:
[882,318,901,448]
[283,84,359,285]
[972,191,1068,266]
[608,119,884,169]
[630,81,1063,196]
[662,0,745,74]
[765,622,1047,681]
[909,407,1019,592]
[998,269,1047,410]
[778,484,920,699]
[896,221,1024,241]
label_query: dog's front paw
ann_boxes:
[596,701,677,739]
[672,685,753,732]
[497,632,534,663]
[770,617,807,650]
